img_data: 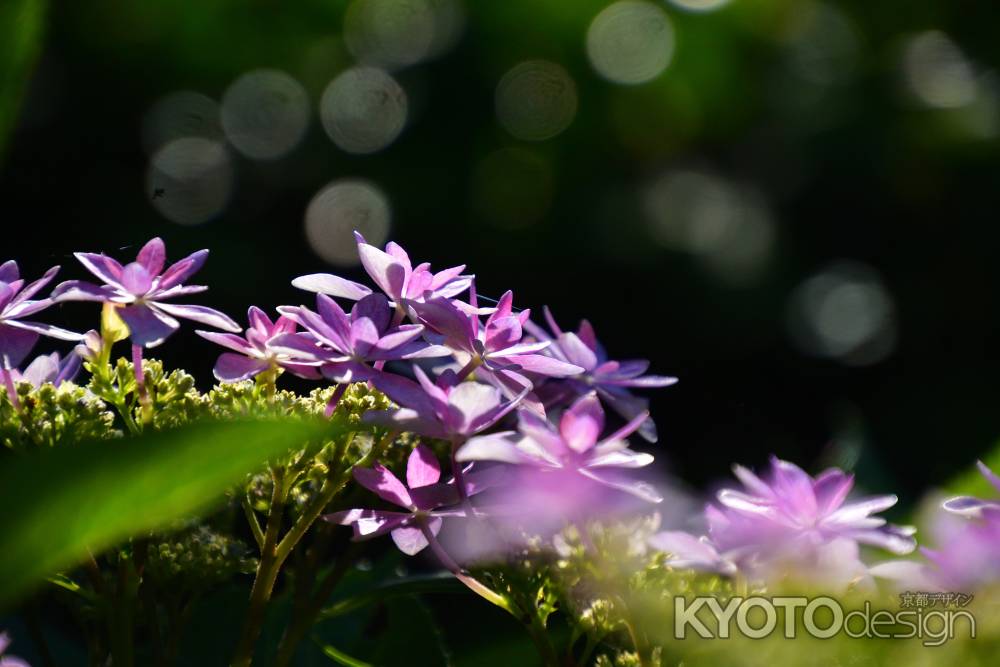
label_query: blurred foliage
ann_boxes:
[0,0,45,158]
[0,414,333,605]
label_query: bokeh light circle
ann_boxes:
[304,180,391,266]
[344,0,436,69]
[495,60,578,141]
[902,31,977,109]
[643,170,776,285]
[586,1,675,85]
[146,137,233,226]
[787,261,897,365]
[221,69,310,160]
[320,67,408,154]
[667,0,730,12]
[141,91,223,155]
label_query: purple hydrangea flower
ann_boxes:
[651,458,918,591]
[525,308,677,442]
[365,366,526,442]
[53,237,239,347]
[871,510,1000,592]
[12,351,81,389]
[325,444,495,555]
[272,293,451,384]
[457,392,662,503]
[647,531,738,575]
[411,291,583,412]
[870,461,1000,591]
[0,260,80,368]
[705,457,917,558]
[920,509,1000,590]
[0,632,29,667]
[941,461,1000,518]
[196,307,322,382]
[292,232,472,313]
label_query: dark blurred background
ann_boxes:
[3,0,1000,505]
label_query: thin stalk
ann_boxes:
[576,634,601,667]
[455,356,481,382]
[323,383,348,418]
[131,344,153,425]
[523,611,561,667]
[234,429,394,666]
[419,523,513,614]
[115,398,141,436]
[242,495,265,551]
[273,541,361,667]
[231,467,288,667]
[1,368,20,411]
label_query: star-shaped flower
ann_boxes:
[325,445,496,555]
[365,366,526,442]
[525,308,676,442]
[292,232,472,313]
[53,237,239,347]
[458,392,661,503]
[0,260,80,368]
[196,306,322,382]
[272,293,450,383]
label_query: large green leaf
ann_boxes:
[0,417,333,606]
[0,0,46,160]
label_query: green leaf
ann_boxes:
[0,0,46,160]
[0,417,335,606]
[314,640,374,667]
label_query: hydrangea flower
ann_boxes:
[272,293,450,384]
[942,461,1000,517]
[647,531,738,575]
[196,307,322,382]
[325,444,494,555]
[365,366,525,442]
[412,291,583,411]
[12,351,81,388]
[706,457,916,557]
[525,308,677,442]
[0,632,29,667]
[458,392,662,503]
[53,237,239,347]
[918,510,1000,590]
[872,462,1000,591]
[292,233,472,313]
[0,260,80,368]
[651,458,919,591]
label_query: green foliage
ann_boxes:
[144,524,257,594]
[0,0,45,160]
[0,380,118,450]
[0,415,336,605]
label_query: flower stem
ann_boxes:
[323,383,348,418]
[1,367,20,411]
[455,357,482,382]
[232,466,288,667]
[131,344,152,425]
[233,430,392,666]
[419,522,514,613]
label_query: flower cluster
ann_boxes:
[7,235,1000,616]
[278,235,673,559]
[650,457,917,591]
